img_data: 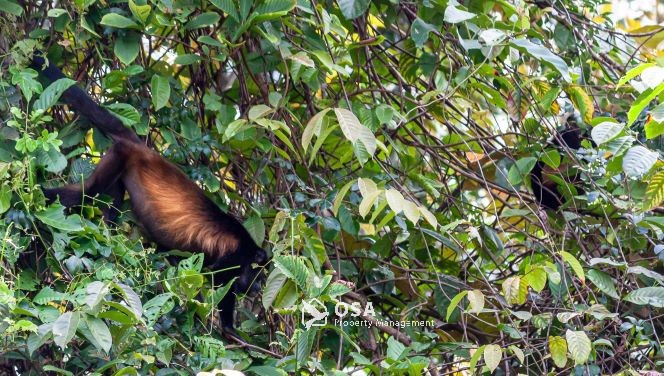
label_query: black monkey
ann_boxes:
[30,53,268,337]
[530,123,583,210]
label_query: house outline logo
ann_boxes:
[301,298,329,329]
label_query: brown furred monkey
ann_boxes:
[30,53,268,338]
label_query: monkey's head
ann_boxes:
[236,247,268,295]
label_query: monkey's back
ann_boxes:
[116,141,247,261]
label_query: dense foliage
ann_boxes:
[1,0,664,374]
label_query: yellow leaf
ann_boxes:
[566,85,594,123]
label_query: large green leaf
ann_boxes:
[623,146,658,177]
[150,75,170,111]
[624,287,664,307]
[334,108,377,158]
[0,0,22,15]
[36,206,83,232]
[114,33,141,65]
[587,269,619,299]
[273,255,310,290]
[34,78,76,111]
[52,312,80,350]
[549,336,567,368]
[510,39,571,82]
[337,0,370,20]
[185,12,220,29]
[483,344,502,373]
[565,330,591,365]
[100,13,139,29]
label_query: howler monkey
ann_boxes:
[30,53,268,336]
[530,124,583,210]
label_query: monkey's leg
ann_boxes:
[99,179,126,222]
[44,143,127,209]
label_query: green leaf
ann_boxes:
[335,108,377,157]
[617,63,654,87]
[100,13,139,29]
[106,103,141,126]
[483,344,502,373]
[129,0,151,23]
[332,179,355,216]
[566,85,594,123]
[0,0,23,15]
[0,184,11,214]
[114,282,143,318]
[150,75,170,111]
[262,269,287,310]
[549,336,567,368]
[83,316,112,353]
[34,78,76,111]
[85,281,110,310]
[510,39,571,82]
[508,157,537,185]
[243,214,265,246]
[585,304,618,321]
[523,267,547,293]
[645,119,664,140]
[186,12,220,29]
[359,190,380,218]
[36,206,84,232]
[539,150,560,170]
[628,82,664,127]
[34,287,69,305]
[386,336,407,361]
[623,146,658,177]
[11,68,42,102]
[253,0,296,22]
[587,269,619,299]
[502,276,525,305]
[446,290,467,321]
[591,121,623,145]
[624,287,664,307]
[115,33,140,65]
[174,54,202,65]
[52,312,80,349]
[444,2,475,23]
[375,105,395,125]
[411,18,435,48]
[302,109,330,152]
[560,251,585,284]
[273,255,309,290]
[210,0,238,21]
[337,0,370,20]
[223,119,251,142]
[36,147,67,173]
[143,293,174,326]
[467,289,484,314]
[646,170,664,209]
[385,188,405,214]
[565,330,591,365]
[468,345,485,372]
[509,345,525,364]
[248,104,273,121]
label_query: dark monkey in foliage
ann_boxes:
[530,123,584,210]
[31,53,268,337]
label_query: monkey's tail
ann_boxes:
[30,52,141,144]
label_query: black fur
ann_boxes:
[530,125,583,210]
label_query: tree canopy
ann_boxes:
[1,0,664,374]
